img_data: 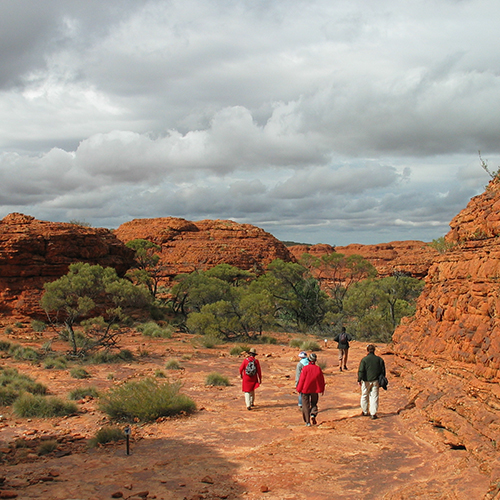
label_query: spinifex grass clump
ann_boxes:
[165,358,182,370]
[0,367,47,405]
[88,426,125,448]
[69,386,100,400]
[137,321,173,338]
[205,372,230,386]
[99,377,196,422]
[13,393,78,418]
[70,367,91,379]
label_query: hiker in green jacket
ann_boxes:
[357,344,386,420]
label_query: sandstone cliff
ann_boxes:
[0,213,135,318]
[114,217,294,279]
[392,178,500,491]
[288,240,438,278]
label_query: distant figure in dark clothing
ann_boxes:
[334,326,352,371]
[296,353,325,426]
[357,344,386,420]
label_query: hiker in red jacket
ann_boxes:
[296,352,325,426]
[239,347,262,410]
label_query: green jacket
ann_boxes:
[358,352,385,383]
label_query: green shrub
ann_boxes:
[88,426,125,448]
[31,320,46,332]
[70,367,91,379]
[200,334,220,348]
[8,344,40,361]
[154,369,166,378]
[4,327,13,335]
[0,386,19,405]
[69,386,100,400]
[13,393,78,418]
[99,378,196,422]
[300,340,321,352]
[43,356,68,370]
[37,440,58,455]
[205,372,230,386]
[260,335,278,344]
[289,338,304,348]
[0,340,12,351]
[137,321,173,339]
[0,367,47,399]
[165,358,182,370]
[88,349,134,364]
[229,345,247,356]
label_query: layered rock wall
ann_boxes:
[289,240,438,278]
[114,217,294,279]
[0,213,135,317]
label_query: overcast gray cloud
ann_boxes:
[0,0,498,245]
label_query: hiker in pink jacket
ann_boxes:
[296,352,325,426]
[239,347,262,410]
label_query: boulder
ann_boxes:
[0,213,135,318]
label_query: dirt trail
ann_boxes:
[0,334,492,499]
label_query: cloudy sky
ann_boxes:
[1,0,499,245]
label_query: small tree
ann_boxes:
[125,239,164,298]
[41,262,151,356]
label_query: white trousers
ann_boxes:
[360,380,380,416]
[244,391,255,407]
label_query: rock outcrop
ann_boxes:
[288,241,438,278]
[0,213,135,317]
[114,217,294,279]
[392,178,500,490]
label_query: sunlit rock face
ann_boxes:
[114,217,295,279]
[0,213,135,318]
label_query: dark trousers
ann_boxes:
[301,393,319,423]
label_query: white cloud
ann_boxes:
[0,0,498,244]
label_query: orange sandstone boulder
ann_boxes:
[114,217,294,279]
[0,213,135,318]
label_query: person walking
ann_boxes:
[239,347,262,410]
[295,351,309,408]
[334,326,352,372]
[357,344,386,420]
[296,353,325,426]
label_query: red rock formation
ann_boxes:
[289,241,438,278]
[114,217,294,278]
[392,178,500,485]
[0,213,135,317]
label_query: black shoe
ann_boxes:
[343,366,348,371]
[247,406,252,410]
[339,367,343,372]
[311,415,317,425]
[361,412,369,417]
[371,414,378,420]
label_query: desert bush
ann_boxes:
[289,338,304,348]
[205,372,230,386]
[38,439,58,455]
[0,340,11,351]
[88,349,134,364]
[154,369,166,378]
[165,358,182,370]
[69,386,100,400]
[43,356,68,369]
[13,393,77,418]
[31,320,46,332]
[99,377,196,422]
[137,321,173,339]
[8,344,40,362]
[0,386,19,405]
[0,367,47,399]
[88,426,125,448]
[200,334,220,348]
[229,345,247,356]
[70,367,91,379]
[4,326,13,335]
[259,335,278,344]
[300,340,321,352]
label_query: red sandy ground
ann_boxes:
[0,330,492,500]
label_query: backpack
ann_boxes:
[339,331,348,344]
[245,359,257,376]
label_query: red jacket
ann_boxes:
[239,356,262,392]
[296,363,325,394]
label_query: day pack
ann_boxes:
[245,359,257,376]
[339,331,348,344]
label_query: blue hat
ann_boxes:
[298,351,307,358]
